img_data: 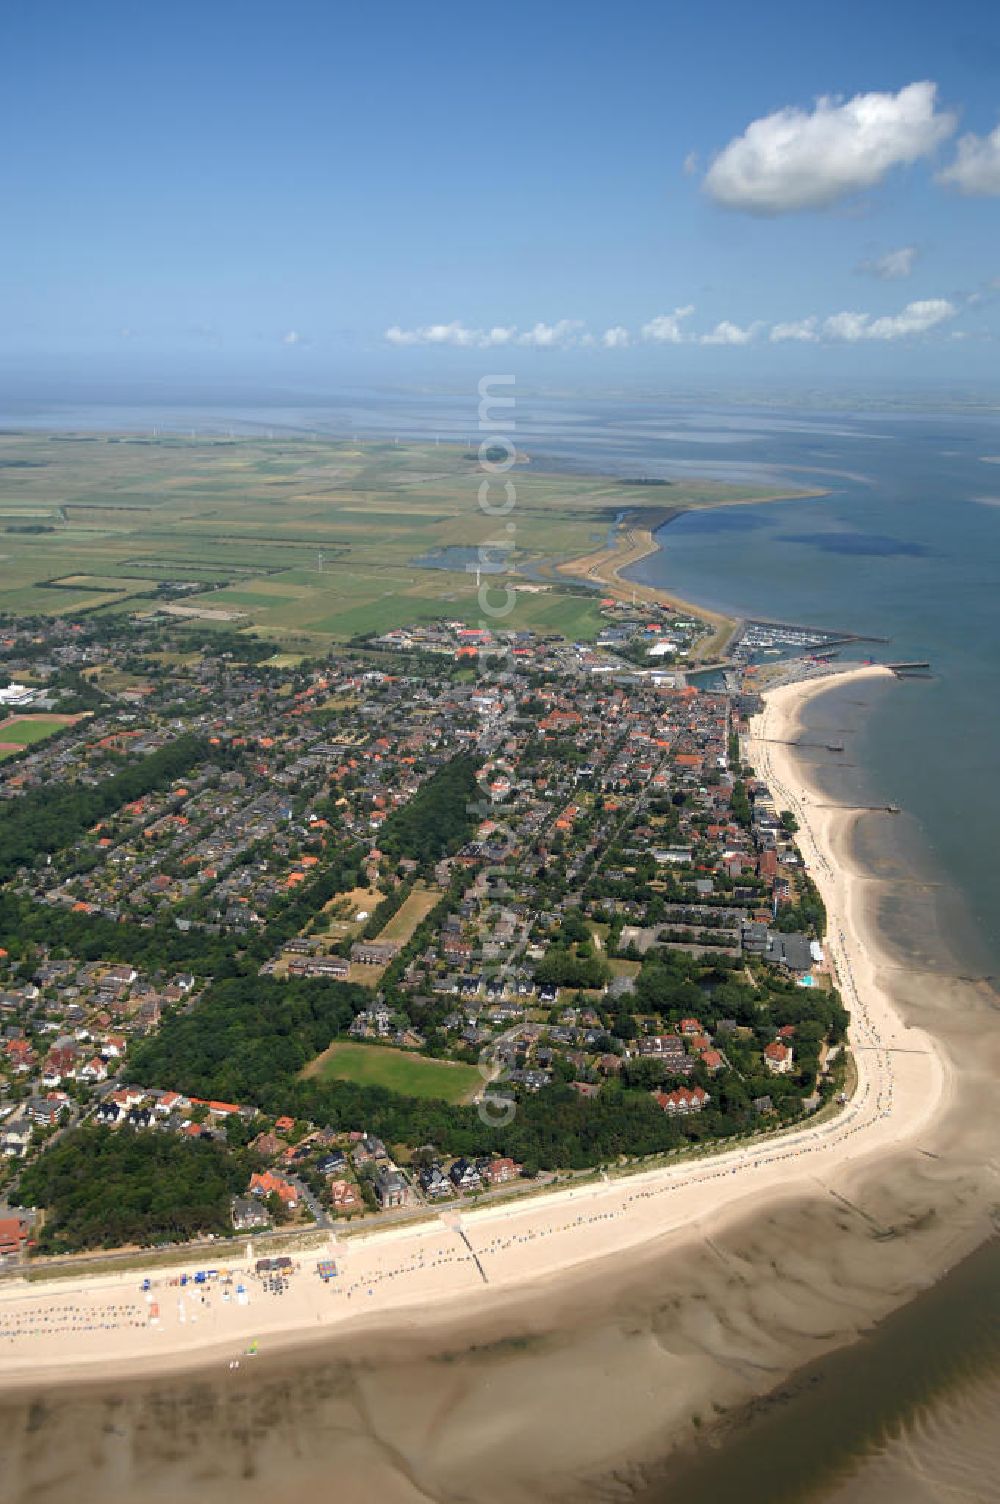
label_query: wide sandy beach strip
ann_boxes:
[0,665,964,1400]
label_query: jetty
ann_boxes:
[760,738,846,753]
[886,662,931,678]
[814,802,901,814]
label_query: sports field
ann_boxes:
[0,433,803,645]
[0,713,83,759]
[303,1041,483,1104]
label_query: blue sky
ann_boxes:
[5,0,1000,389]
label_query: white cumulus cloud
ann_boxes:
[385,321,517,348]
[770,317,820,343]
[823,298,956,341]
[703,81,956,214]
[641,306,695,343]
[698,320,759,345]
[823,310,873,342]
[937,122,1000,195]
[516,319,583,348]
[383,299,959,354]
[858,245,918,279]
[384,320,581,349]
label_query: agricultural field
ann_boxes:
[303,1041,483,1104]
[0,432,795,644]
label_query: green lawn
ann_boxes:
[0,715,75,745]
[306,1041,482,1103]
[0,715,78,760]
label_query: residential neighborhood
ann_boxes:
[0,608,847,1258]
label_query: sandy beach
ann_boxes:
[0,666,966,1396]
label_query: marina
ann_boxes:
[728,617,890,666]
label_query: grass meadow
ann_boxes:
[304,1041,483,1104]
